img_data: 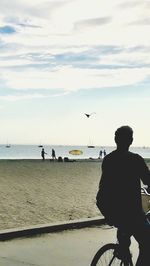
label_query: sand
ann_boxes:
[0,159,101,230]
[1,159,150,231]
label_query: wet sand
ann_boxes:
[0,159,101,230]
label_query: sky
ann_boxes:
[0,0,150,146]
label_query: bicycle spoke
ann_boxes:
[108,255,115,265]
[96,249,121,265]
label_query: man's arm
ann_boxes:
[98,156,108,188]
[138,156,150,191]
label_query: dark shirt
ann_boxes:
[99,150,150,226]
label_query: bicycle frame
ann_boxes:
[141,187,150,220]
[90,187,150,266]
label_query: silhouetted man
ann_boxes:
[96,126,150,265]
[41,148,47,160]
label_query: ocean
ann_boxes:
[0,144,150,159]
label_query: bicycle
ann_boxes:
[90,187,150,266]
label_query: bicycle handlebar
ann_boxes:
[141,187,150,196]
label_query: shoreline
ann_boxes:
[0,158,103,164]
[0,158,101,162]
[0,158,150,161]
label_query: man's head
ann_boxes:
[115,126,133,150]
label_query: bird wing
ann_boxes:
[84,113,89,117]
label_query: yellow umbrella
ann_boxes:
[69,150,83,155]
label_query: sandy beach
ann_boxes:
[0,159,102,230]
[1,159,150,231]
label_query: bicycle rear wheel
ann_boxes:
[90,243,133,266]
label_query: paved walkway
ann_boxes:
[0,225,139,266]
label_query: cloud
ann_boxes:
[73,16,112,31]
[0,63,149,94]
[0,42,150,100]
[0,0,149,98]
[129,18,150,26]
[118,0,150,9]
[118,0,142,9]
[0,25,16,34]
[5,17,41,29]
[0,1,69,21]
[0,92,68,102]
[1,44,150,71]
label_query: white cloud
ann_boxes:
[98,49,150,66]
[1,66,149,92]
[0,91,69,102]
[0,0,150,94]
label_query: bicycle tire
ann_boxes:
[90,243,133,266]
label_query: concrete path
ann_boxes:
[0,225,139,266]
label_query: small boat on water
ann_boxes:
[88,145,95,148]
[87,137,95,148]
[6,144,11,148]
[38,145,43,148]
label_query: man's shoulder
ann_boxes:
[102,151,116,164]
[103,150,144,161]
[128,151,144,161]
[103,150,118,159]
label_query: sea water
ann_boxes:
[0,145,150,159]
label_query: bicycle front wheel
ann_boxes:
[90,243,133,266]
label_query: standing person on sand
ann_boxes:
[52,148,56,160]
[99,150,103,159]
[41,148,47,160]
[96,125,150,266]
[103,149,106,157]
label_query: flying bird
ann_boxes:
[84,112,96,118]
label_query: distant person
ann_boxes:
[41,148,47,160]
[99,150,103,159]
[52,149,56,160]
[96,125,150,265]
[103,149,106,157]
